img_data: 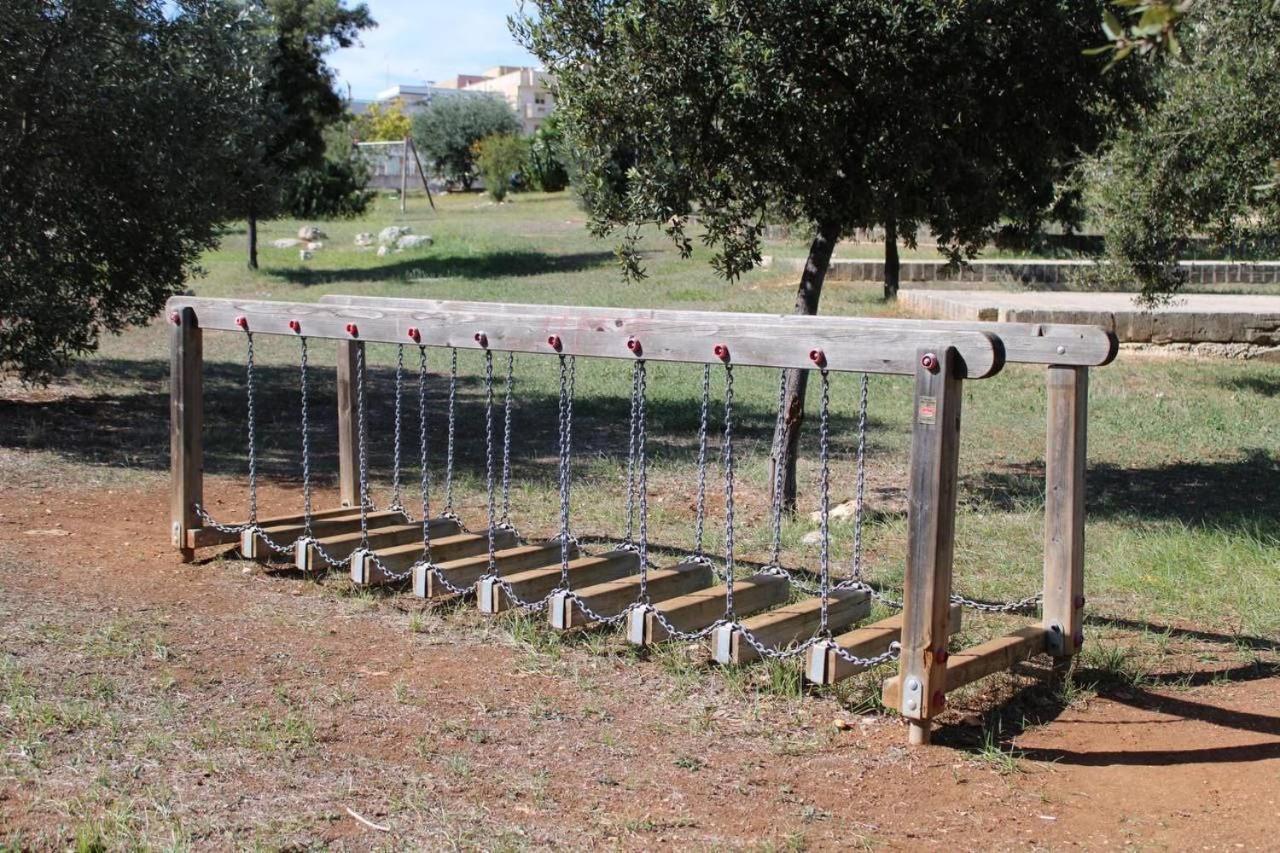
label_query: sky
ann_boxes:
[329,0,540,100]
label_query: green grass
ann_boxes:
[10,191,1280,652]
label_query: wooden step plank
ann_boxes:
[549,561,715,630]
[626,573,790,645]
[882,626,1047,710]
[478,550,640,614]
[353,529,517,585]
[187,505,355,549]
[412,541,577,599]
[241,509,406,560]
[805,605,962,685]
[361,530,505,574]
[711,588,871,665]
[296,516,460,571]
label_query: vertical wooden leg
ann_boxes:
[1044,366,1088,660]
[908,720,931,746]
[888,346,963,745]
[170,307,203,563]
[336,340,363,507]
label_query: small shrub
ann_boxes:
[475,133,529,201]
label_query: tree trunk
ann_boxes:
[883,218,899,300]
[246,205,259,271]
[769,221,842,513]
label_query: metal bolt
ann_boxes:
[713,343,730,361]
[906,698,918,712]
[547,334,562,351]
[626,336,642,355]
[921,352,938,372]
[905,676,920,693]
[932,690,945,709]
[474,331,488,347]
[1056,345,1067,355]
[235,315,248,330]
[809,348,826,367]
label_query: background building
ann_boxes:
[359,67,556,134]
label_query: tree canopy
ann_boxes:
[516,0,1134,507]
[0,0,261,381]
[352,100,412,142]
[1087,1,1280,301]
[411,95,520,190]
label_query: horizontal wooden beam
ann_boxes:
[321,295,1116,368]
[166,296,1003,377]
[548,561,715,630]
[478,550,640,614]
[185,505,355,550]
[882,626,1048,710]
[711,589,870,665]
[805,604,962,686]
[412,540,574,599]
[626,573,790,645]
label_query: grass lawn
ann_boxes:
[2,189,1278,849]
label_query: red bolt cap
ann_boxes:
[288,319,301,334]
[345,322,358,337]
[474,331,488,347]
[713,343,730,361]
[626,336,641,355]
[169,312,181,326]
[1074,594,1087,609]
[931,690,946,709]
[1073,631,1085,648]
[935,649,949,664]
[921,352,938,371]
[547,334,562,351]
[809,348,826,367]
[235,315,248,330]
[407,327,420,343]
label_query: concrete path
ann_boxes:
[898,290,1280,344]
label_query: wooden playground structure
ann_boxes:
[168,295,1115,745]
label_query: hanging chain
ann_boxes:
[246,332,259,525]
[853,372,869,579]
[444,348,458,518]
[299,337,313,538]
[767,369,789,568]
[557,355,577,586]
[500,352,515,530]
[721,364,736,621]
[417,345,433,562]
[693,364,711,565]
[817,369,832,637]
[624,362,641,547]
[355,343,372,550]
[388,344,406,512]
[482,350,497,577]
[635,360,650,600]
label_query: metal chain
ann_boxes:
[557,355,576,586]
[693,364,712,566]
[417,345,433,563]
[635,360,650,601]
[389,344,406,512]
[852,373,869,579]
[444,348,458,518]
[482,350,497,577]
[355,343,371,549]
[623,362,641,547]
[500,351,515,530]
[246,331,259,525]
[721,364,736,620]
[767,368,789,568]
[299,337,314,538]
[817,369,831,637]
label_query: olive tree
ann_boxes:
[516,0,1131,508]
[411,95,520,190]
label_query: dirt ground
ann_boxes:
[2,480,1278,851]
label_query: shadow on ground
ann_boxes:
[264,249,615,286]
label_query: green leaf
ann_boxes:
[1102,9,1124,41]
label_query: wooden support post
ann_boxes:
[1044,366,1088,659]
[170,307,203,563]
[336,340,362,507]
[887,346,963,745]
[400,137,409,213]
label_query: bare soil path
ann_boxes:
[2,482,1277,850]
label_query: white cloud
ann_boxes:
[329,0,539,99]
